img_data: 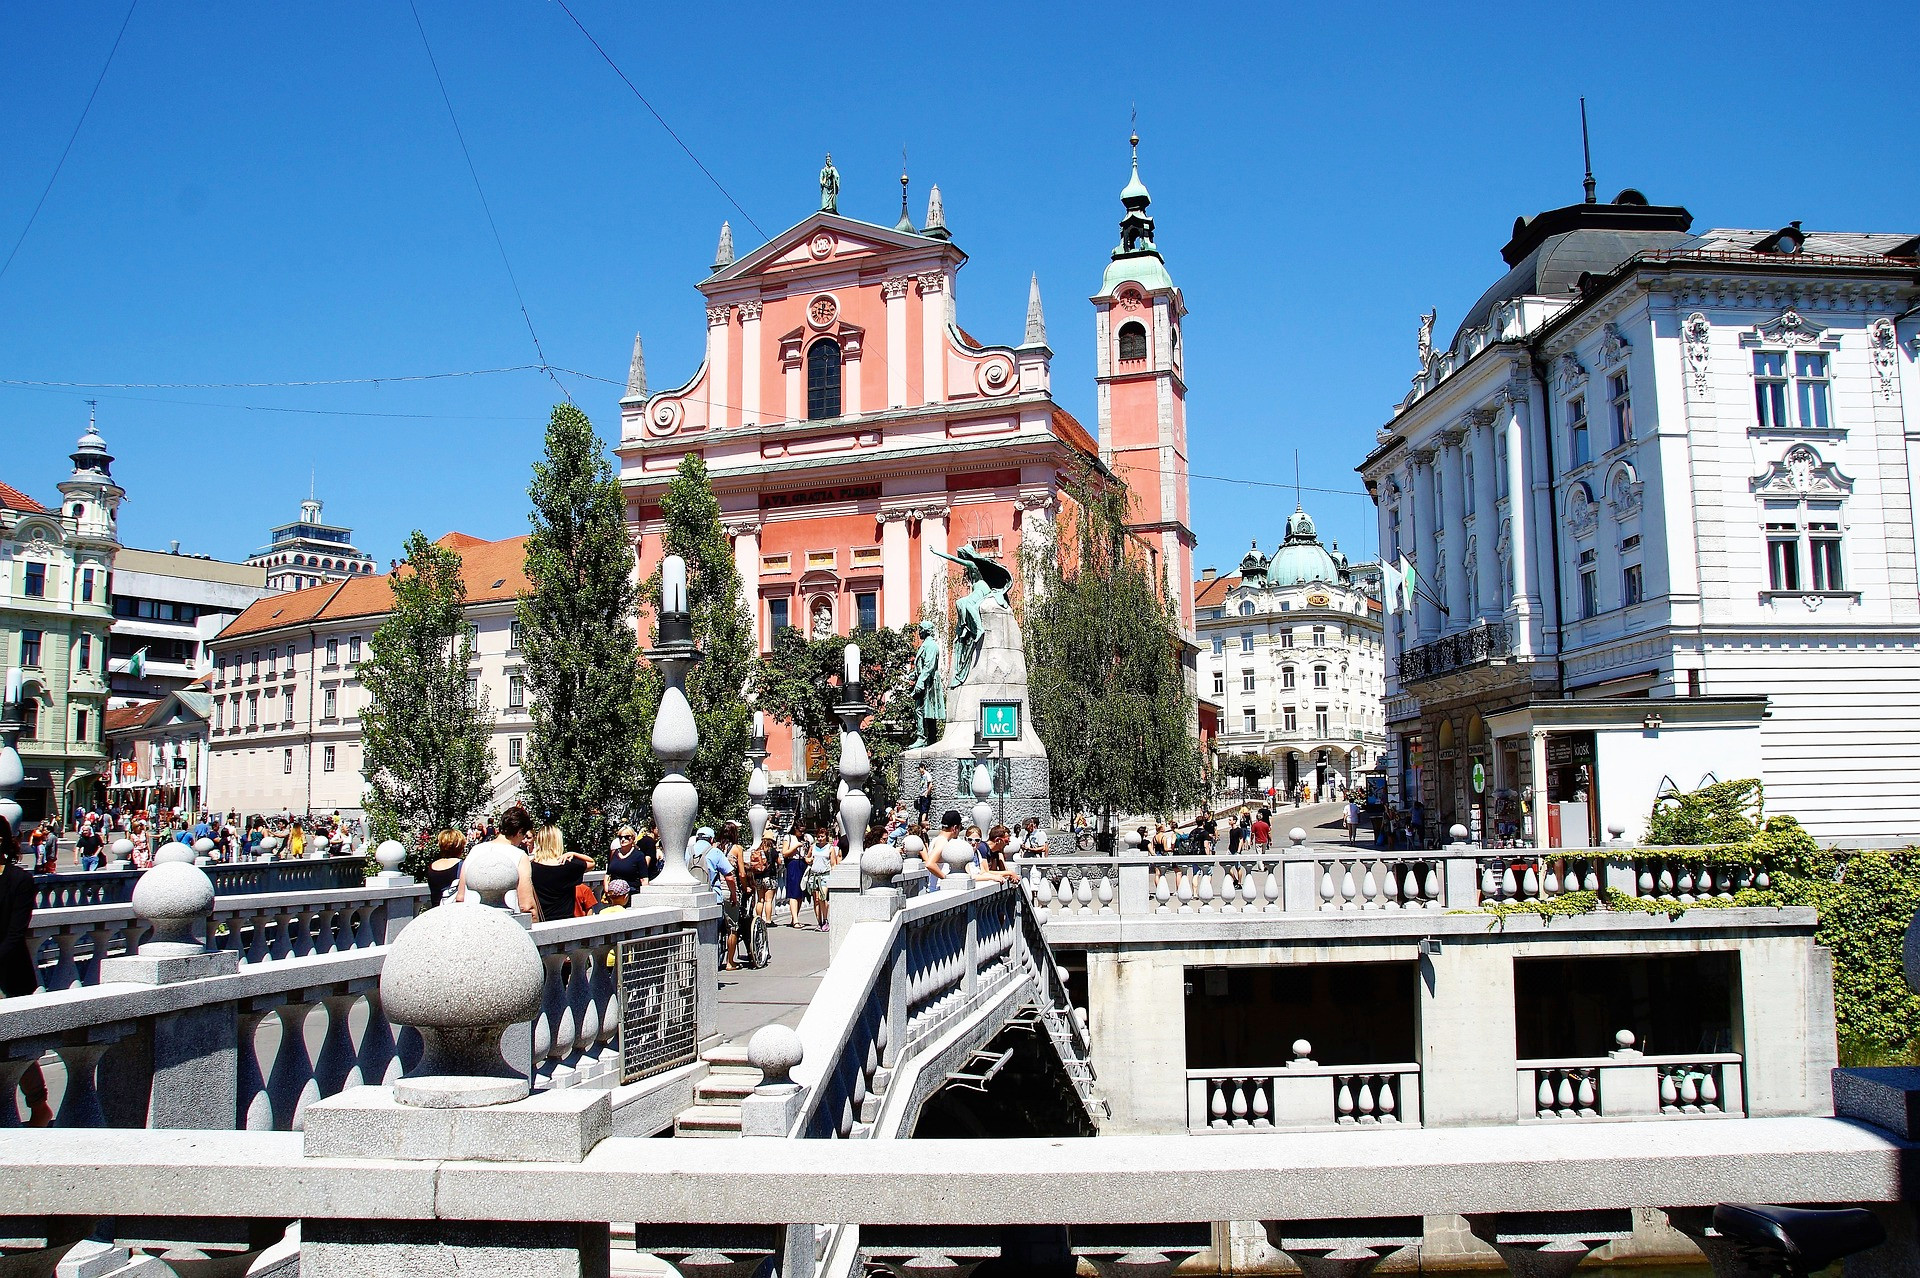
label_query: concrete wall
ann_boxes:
[1591,719,1763,843]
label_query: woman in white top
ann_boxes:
[805,829,837,931]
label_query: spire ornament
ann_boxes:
[895,153,915,234]
[1023,274,1048,348]
[625,333,648,400]
[712,221,734,271]
[923,184,949,241]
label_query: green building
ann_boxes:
[1,424,122,826]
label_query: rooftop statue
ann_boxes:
[932,544,1013,688]
[819,153,839,214]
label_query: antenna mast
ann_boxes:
[1580,97,1597,204]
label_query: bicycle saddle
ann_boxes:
[1712,1203,1885,1273]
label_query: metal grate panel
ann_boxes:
[617,928,699,1085]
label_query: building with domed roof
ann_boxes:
[1,420,121,823]
[1194,507,1385,798]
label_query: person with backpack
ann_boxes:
[706,826,743,970]
[747,832,779,928]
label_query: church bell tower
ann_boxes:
[1092,133,1194,638]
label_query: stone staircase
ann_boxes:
[672,1040,761,1138]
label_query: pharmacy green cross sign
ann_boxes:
[981,701,1021,740]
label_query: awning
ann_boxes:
[65,769,98,789]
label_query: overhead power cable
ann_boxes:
[548,0,765,238]
[0,364,558,390]
[406,0,570,402]
[0,0,141,288]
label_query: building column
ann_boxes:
[883,276,910,408]
[1410,451,1439,641]
[724,519,761,627]
[916,504,951,617]
[1439,429,1470,633]
[917,273,946,405]
[1528,727,1549,847]
[737,301,763,425]
[1471,414,1501,624]
[842,329,863,417]
[879,511,912,628]
[1497,387,1536,652]
[705,304,732,430]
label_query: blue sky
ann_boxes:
[4,2,1914,574]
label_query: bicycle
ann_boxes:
[1711,1203,1886,1277]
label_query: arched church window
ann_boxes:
[807,339,842,420]
[1118,321,1148,362]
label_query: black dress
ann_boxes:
[607,846,649,885]
[424,859,463,905]
[0,863,38,998]
[529,858,587,922]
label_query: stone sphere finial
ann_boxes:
[308,832,330,858]
[1288,828,1306,846]
[463,842,522,909]
[131,862,216,956]
[380,901,546,1108]
[376,840,406,873]
[747,1024,804,1088]
[1606,822,1627,842]
[153,840,197,866]
[192,837,215,854]
[942,835,975,880]
[1293,1039,1313,1059]
[1615,1029,1635,1050]
[111,836,133,860]
[1123,830,1142,852]
[902,835,925,858]
[1449,823,1469,843]
[861,843,903,890]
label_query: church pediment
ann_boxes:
[705,212,960,287]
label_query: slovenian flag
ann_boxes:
[127,647,147,678]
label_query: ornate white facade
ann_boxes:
[1195,509,1385,795]
[1361,192,1920,845]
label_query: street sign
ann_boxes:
[1471,760,1486,794]
[981,701,1021,740]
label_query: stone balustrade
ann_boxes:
[0,901,715,1132]
[25,881,427,991]
[33,856,369,910]
[1518,1034,1746,1122]
[1189,1061,1423,1132]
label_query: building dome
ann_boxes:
[70,424,113,478]
[1269,507,1338,587]
[1238,540,1269,583]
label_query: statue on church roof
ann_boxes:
[819,153,839,213]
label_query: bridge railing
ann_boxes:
[33,857,369,910]
[0,900,714,1131]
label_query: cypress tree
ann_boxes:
[518,403,648,862]
[1022,465,1207,831]
[360,530,496,866]
[637,454,754,827]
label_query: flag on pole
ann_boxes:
[1379,560,1402,615]
[126,647,147,679]
[1398,555,1418,601]
[3,667,19,705]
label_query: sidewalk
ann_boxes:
[712,904,833,1043]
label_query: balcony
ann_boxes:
[1397,620,1511,684]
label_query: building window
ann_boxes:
[508,737,523,768]
[1283,706,1297,732]
[323,688,337,718]
[1622,563,1644,607]
[1753,352,1789,429]
[1279,629,1294,648]
[75,708,88,741]
[215,657,225,684]
[325,637,338,666]
[1281,666,1296,690]
[77,634,91,671]
[1311,624,1325,646]
[1241,669,1255,693]
[1242,707,1257,733]
[349,636,361,663]
[1312,664,1328,689]
[1765,500,1844,591]
[1117,321,1148,361]
[1211,635,1225,656]
[19,701,36,738]
[855,591,878,632]
[1211,671,1224,696]
[214,701,224,732]
[806,339,842,420]
[1578,548,1599,619]
[1239,632,1254,653]
[769,597,791,640]
[1388,507,1402,558]
[323,745,336,773]
[1236,600,1254,617]
[23,562,44,598]
[248,693,259,727]
[1463,454,1476,515]
[268,647,280,678]
[508,674,525,709]
[283,689,294,726]
[21,630,41,666]
[1795,353,1831,430]
[1609,373,1633,447]
[81,568,95,603]
[250,651,260,680]
[1315,707,1329,738]
[508,620,521,652]
[283,749,293,774]
[1568,395,1590,468]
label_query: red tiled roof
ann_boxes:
[218,534,531,642]
[1194,573,1240,610]
[1050,404,1100,460]
[105,701,162,734]
[0,482,48,514]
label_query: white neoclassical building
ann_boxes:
[1195,507,1385,798]
[1359,186,1920,845]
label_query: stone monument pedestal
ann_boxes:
[902,600,1049,830]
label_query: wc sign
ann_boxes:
[981,702,1021,740]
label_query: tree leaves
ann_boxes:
[748,623,919,819]
[518,403,647,865]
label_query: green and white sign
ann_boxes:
[1471,760,1487,794]
[981,701,1021,740]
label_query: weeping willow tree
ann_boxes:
[1022,465,1207,830]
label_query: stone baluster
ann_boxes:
[1265,1220,1423,1278]
[266,998,321,1130]
[645,555,704,897]
[52,1037,113,1128]
[1465,1212,1633,1278]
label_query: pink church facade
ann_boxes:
[618,156,1193,781]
